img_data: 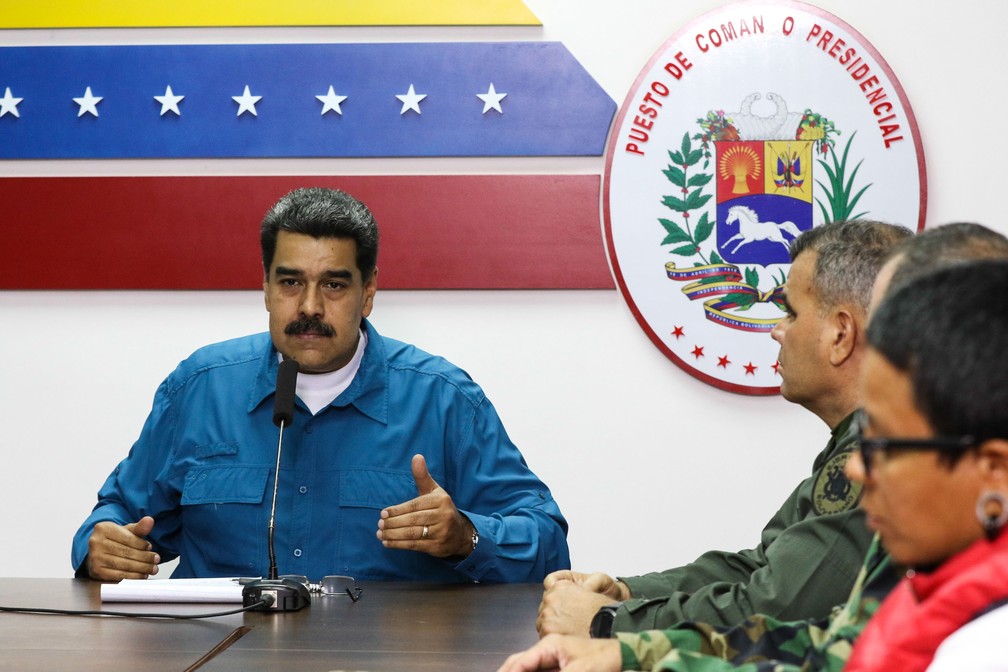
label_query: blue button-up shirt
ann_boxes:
[72,320,570,582]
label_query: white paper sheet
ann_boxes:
[100,578,244,603]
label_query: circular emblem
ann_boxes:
[603,0,926,394]
[813,452,862,515]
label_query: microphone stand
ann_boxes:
[241,358,310,612]
[266,417,285,581]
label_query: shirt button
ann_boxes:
[304,424,314,434]
[293,549,302,558]
[299,486,308,494]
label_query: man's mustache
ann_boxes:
[285,316,335,337]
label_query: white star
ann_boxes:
[73,86,102,118]
[476,83,507,114]
[315,85,348,116]
[232,85,262,117]
[396,84,427,115]
[154,85,184,117]
[0,87,23,118]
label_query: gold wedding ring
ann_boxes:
[421,525,429,539]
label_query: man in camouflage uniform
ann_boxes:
[616,536,895,671]
[537,220,910,638]
[503,531,897,671]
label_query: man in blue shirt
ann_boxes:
[72,187,570,583]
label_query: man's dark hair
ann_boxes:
[868,259,1008,453]
[789,220,913,314]
[260,187,379,279]
[886,222,1008,296]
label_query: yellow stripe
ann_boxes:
[0,0,541,28]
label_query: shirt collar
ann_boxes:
[811,409,858,471]
[332,319,388,424]
[908,528,1008,601]
[246,319,388,425]
[832,409,857,444]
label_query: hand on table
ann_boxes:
[497,634,622,672]
[537,570,631,637]
[86,516,160,581]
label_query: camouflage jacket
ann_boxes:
[614,412,873,631]
[616,534,898,671]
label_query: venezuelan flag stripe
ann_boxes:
[2,175,613,290]
[0,0,540,28]
[0,43,613,158]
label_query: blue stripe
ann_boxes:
[0,42,615,158]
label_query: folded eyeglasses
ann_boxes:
[279,575,363,602]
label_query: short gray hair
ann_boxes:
[887,222,1008,297]
[789,220,912,313]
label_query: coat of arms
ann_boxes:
[602,2,925,394]
[662,92,864,333]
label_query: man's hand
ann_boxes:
[537,579,620,637]
[544,570,630,601]
[376,454,474,559]
[85,516,160,581]
[497,634,621,672]
[536,570,631,637]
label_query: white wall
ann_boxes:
[2,0,1004,578]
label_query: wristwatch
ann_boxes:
[589,602,622,638]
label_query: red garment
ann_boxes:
[844,530,1008,671]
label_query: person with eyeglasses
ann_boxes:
[498,224,1008,672]
[841,259,1008,671]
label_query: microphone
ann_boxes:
[272,356,298,429]
[242,357,310,612]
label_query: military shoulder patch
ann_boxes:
[813,452,861,515]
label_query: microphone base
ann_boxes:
[242,578,311,612]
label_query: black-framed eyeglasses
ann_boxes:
[851,409,977,476]
[279,574,363,602]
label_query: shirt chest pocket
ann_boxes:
[180,466,270,571]
[182,466,270,505]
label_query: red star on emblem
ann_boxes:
[717,355,731,368]
[691,345,704,359]
[772,361,781,375]
[744,362,757,375]
[672,325,685,339]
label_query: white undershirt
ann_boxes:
[283,328,367,415]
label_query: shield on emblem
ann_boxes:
[715,139,814,265]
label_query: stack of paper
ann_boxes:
[101,578,244,603]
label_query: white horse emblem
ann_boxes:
[721,205,802,254]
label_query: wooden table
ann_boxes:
[0,579,543,671]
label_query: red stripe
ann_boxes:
[4,175,613,289]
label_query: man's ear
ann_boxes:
[362,267,378,317]
[828,307,860,366]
